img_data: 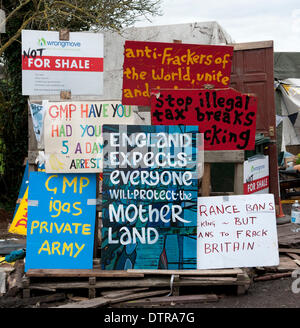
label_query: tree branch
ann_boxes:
[0,0,33,32]
[0,15,35,56]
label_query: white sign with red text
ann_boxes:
[197,194,279,269]
[21,30,103,95]
[243,155,269,194]
[44,100,135,173]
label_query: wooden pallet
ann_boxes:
[22,267,251,299]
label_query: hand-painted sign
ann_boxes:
[44,101,135,173]
[244,155,269,194]
[28,100,46,143]
[9,186,28,236]
[21,30,103,95]
[101,125,202,270]
[122,40,233,106]
[197,194,279,269]
[25,172,96,271]
[151,88,257,150]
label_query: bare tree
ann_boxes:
[0,0,162,55]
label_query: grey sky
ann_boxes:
[135,0,300,52]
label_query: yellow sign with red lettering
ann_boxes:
[9,187,28,235]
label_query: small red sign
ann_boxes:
[22,56,103,72]
[151,88,257,151]
[243,176,269,194]
[122,40,233,106]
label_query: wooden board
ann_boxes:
[28,275,249,291]
[277,255,299,272]
[127,268,244,276]
[204,151,244,163]
[26,269,144,278]
[114,294,218,308]
[54,289,169,308]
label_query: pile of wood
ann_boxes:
[21,267,251,308]
[55,288,218,308]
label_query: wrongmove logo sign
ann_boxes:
[38,37,81,48]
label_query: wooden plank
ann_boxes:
[101,288,149,299]
[204,150,244,163]
[127,268,243,276]
[286,252,300,260]
[279,237,300,248]
[114,294,219,308]
[27,267,244,278]
[55,297,110,308]
[280,248,300,255]
[181,277,237,283]
[28,275,247,291]
[234,163,244,195]
[277,256,299,271]
[230,40,273,51]
[254,272,291,281]
[54,289,169,308]
[26,269,144,278]
[236,165,245,198]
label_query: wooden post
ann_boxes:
[88,277,96,299]
[22,276,30,298]
[201,163,211,196]
[234,163,244,195]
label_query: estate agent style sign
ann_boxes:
[44,101,135,173]
[21,30,103,95]
[197,194,279,269]
[244,155,269,194]
[25,172,96,271]
[151,88,257,150]
[122,40,234,106]
[101,125,203,270]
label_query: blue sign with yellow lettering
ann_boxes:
[25,172,96,271]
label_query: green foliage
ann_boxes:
[0,0,161,210]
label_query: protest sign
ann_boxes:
[101,125,203,270]
[9,186,28,236]
[22,30,103,95]
[28,100,46,143]
[25,172,96,271]
[197,194,279,269]
[44,101,135,173]
[122,40,233,106]
[244,155,269,194]
[9,161,29,235]
[12,160,29,217]
[151,88,257,150]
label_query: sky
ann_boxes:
[134,0,300,52]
